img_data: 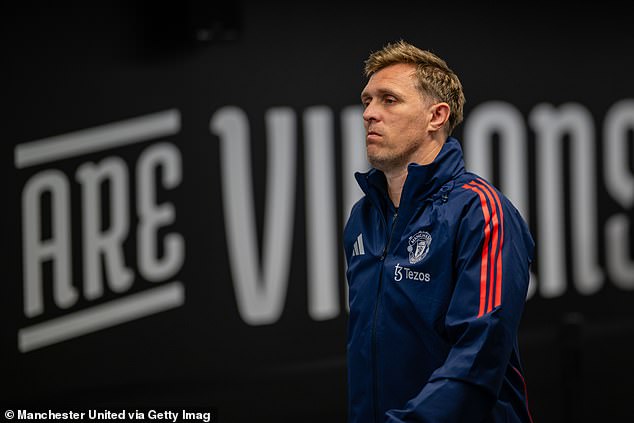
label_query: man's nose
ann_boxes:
[363,103,378,123]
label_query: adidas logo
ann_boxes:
[352,233,365,256]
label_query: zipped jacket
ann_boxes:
[344,137,535,423]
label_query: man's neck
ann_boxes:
[384,139,444,208]
[385,169,408,208]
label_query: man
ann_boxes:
[344,40,535,422]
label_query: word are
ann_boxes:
[15,110,185,352]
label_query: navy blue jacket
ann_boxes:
[344,137,535,423]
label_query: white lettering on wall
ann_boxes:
[530,103,603,297]
[604,100,634,288]
[22,170,76,317]
[211,107,296,325]
[341,105,370,311]
[304,107,339,320]
[213,100,634,324]
[19,101,633,342]
[464,101,529,216]
[16,109,184,352]
[341,105,369,221]
[137,142,185,282]
[212,105,370,325]
[76,157,133,300]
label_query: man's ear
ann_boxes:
[428,102,450,132]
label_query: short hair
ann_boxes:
[364,40,466,135]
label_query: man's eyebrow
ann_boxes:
[361,88,400,100]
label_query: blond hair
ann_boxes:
[364,40,465,135]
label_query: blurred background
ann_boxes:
[2,2,634,422]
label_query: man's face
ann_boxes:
[360,63,431,172]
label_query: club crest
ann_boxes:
[407,231,432,264]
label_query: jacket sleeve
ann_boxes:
[386,182,534,422]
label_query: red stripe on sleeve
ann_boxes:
[474,179,505,309]
[473,179,504,311]
[462,182,493,317]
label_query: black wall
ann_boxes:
[3,2,634,422]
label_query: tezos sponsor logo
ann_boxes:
[394,263,431,283]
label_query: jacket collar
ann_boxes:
[355,137,466,212]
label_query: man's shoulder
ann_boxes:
[344,195,374,229]
[451,172,531,231]
[452,172,509,204]
[348,194,371,216]
[447,172,521,220]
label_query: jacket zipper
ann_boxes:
[371,208,398,423]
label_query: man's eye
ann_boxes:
[384,97,396,104]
